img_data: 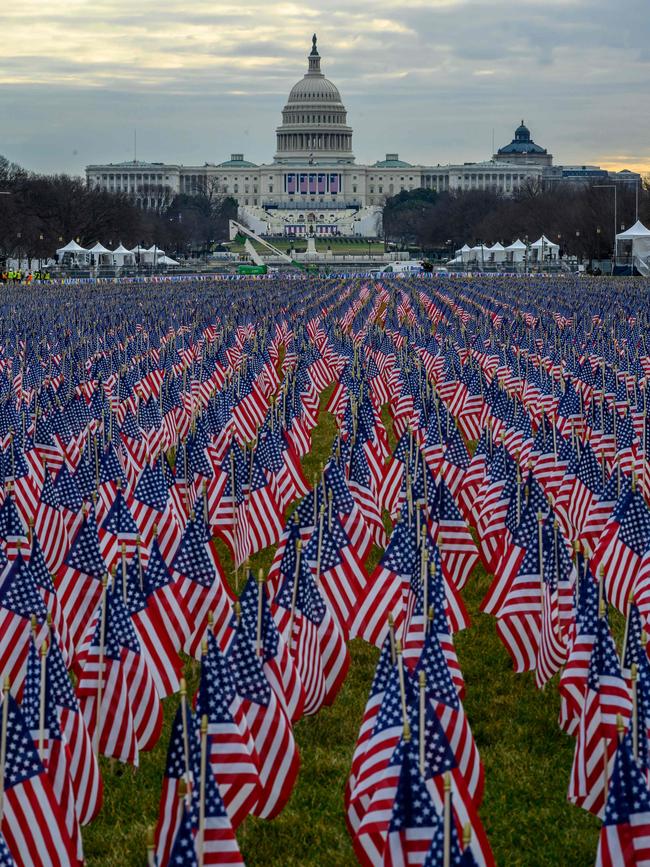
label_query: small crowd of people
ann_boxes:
[0,270,52,283]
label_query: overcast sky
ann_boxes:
[1,0,648,177]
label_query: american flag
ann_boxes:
[225,618,300,819]
[75,585,140,765]
[170,512,234,658]
[594,487,650,615]
[303,509,368,636]
[0,691,77,867]
[28,532,73,666]
[349,515,418,648]
[194,632,262,828]
[45,637,102,826]
[351,668,412,866]
[414,628,483,805]
[237,572,305,723]
[245,452,283,556]
[33,471,69,574]
[167,801,199,866]
[382,740,442,867]
[187,722,244,867]
[274,539,349,715]
[55,509,108,655]
[569,616,632,817]
[347,636,396,836]
[596,731,650,867]
[155,702,195,867]
[21,639,83,864]
[0,552,48,693]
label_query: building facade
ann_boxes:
[86,36,640,237]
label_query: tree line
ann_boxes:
[0,156,237,263]
[382,179,650,260]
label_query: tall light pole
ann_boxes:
[594,183,617,269]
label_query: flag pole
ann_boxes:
[443,771,452,867]
[230,447,239,590]
[462,823,472,855]
[146,826,156,867]
[538,510,544,602]
[94,574,109,758]
[315,504,325,588]
[418,670,426,776]
[179,677,192,800]
[0,677,10,827]
[256,568,264,658]
[38,639,47,762]
[396,640,408,730]
[198,713,208,867]
[287,539,302,653]
[388,614,396,665]
[425,559,434,637]
[621,592,635,671]
[631,663,639,762]
[121,542,127,605]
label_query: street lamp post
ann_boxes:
[575,230,581,268]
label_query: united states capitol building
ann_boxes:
[86,35,639,238]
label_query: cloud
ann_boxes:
[0,0,648,174]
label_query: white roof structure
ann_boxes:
[158,255,179,265]
[616,220,650,240]
[487,242,506,262]
[88,242,112,255]
[531,234,559,250]
[112,243,134,265]
[505,239,527,250]
[56,239,88,255]
[617,220,650,260]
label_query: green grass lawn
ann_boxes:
[83,394,602,866]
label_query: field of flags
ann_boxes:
[0,273,650,864]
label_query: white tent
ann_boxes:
[56,239,88,259]
[468,245,490,264]
[531,235,559,261]
[131,245,165,264]
[157,255,179,266]
[112,243,134,266]
[455,243,471,263]
[87,242,113,265]
[487,242,506,263]
[505,239,527,263]
[616,221,650,259]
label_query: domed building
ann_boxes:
[87,36,638,238]
[494,121,553,166]
[275,35,354,164]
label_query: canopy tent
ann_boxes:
[530,235,559,261]
[131,245,165,264]
[452,244,472,263]
[616,221,650,259]
[505,239,527,263]
[157,255,179,266]
[468,244,491,263]
[56,239,88,259]
[87,242,113,265]
[487,242,506,263]
[112,243,134,266]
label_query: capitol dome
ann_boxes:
[275,35,354,165]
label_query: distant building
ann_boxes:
[494,121,552,166]
[86,36,641,237]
